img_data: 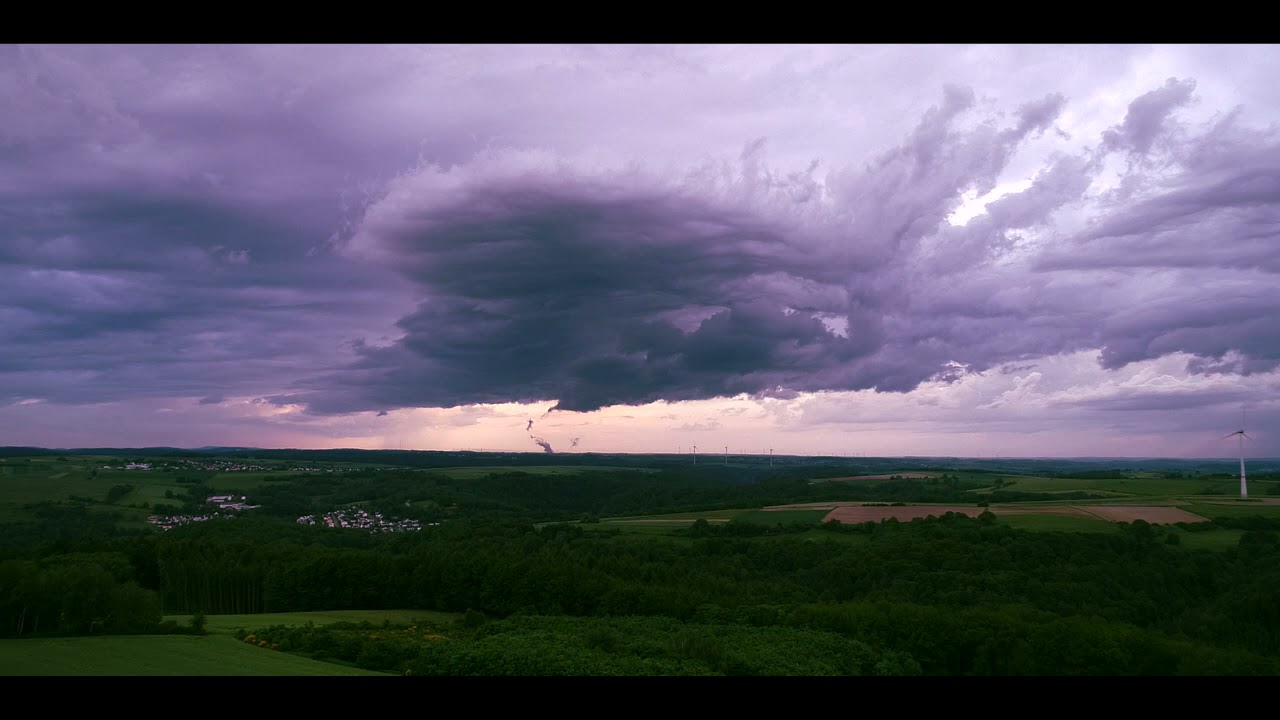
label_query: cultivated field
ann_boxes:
[0,635,386,676]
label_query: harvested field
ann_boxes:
[1073,506,1209,524]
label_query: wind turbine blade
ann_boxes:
[1223,432,1239,439]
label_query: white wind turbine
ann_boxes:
[1224,406,1252,499]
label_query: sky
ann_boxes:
[2,43,1278,458]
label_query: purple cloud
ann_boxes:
[1102,78,1196,156]
[1,45,1278,455]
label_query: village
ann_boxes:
[296,507,428,533]
[145,493,261,531]
[145,510,238,531]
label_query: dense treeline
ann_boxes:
[4,461,1280,674]
[6,508,1278,673]
[244,615,922,676]
[0,551,203,638]
[6,446,1272,477]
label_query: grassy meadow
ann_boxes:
[0,635,387,676]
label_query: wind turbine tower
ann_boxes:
[1224,407,1251,499]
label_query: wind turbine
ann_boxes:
[1224,406,1251,499]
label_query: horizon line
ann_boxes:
[1,446,1275,462]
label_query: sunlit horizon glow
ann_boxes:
[2,45,1278,457]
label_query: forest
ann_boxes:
[2,455,1279,675]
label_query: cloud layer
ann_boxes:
[288,76,1280,421]
[1,45,1277,454]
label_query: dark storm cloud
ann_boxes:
[278,78,1280,416]
[288,87,1066,412]
[0,46,423,409]
[0,193,400,406]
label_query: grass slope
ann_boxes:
[434,465,654,480]
[998,514,1118,533]
[0,635,386,676]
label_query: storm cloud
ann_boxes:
[282,77,1280,416]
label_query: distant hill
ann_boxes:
[1,446,1277,475]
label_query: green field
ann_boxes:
[1169,528,1247,551]
[980,475,1237,497]
[0,456,330,524]
[205,471,315,490]
[581,523,696,538]
[734,509,830,525]
[606,508,750,523]
[0,457,188,521]
[1181,502,1280,519]
[433,465,655,480]
[997,514,1118,533]
[0,462,118,504]
[591,507,827,535]
[165,609,458,635]
[0,635,386,676]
